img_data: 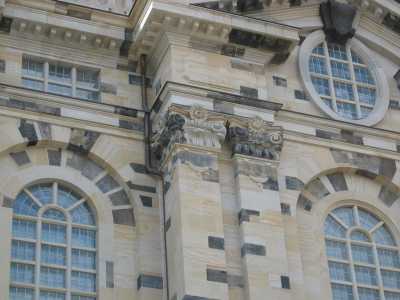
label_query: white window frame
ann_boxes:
[299,30,390,126]
[22,56,100,102]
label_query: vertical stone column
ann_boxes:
[153,105,229,300]
[227,118,292,300]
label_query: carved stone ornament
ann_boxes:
[228,117,283,160]
[320,0,357,45]
[152,106,227,163]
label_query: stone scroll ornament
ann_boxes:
[227,117,283,160]
[320,0,357,45]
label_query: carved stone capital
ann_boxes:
[152,106,227,164]
[227,117,283,160]
[320,0,357,45]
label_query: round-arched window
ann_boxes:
[9,182,97,300]
[324,205,400,300]
[299,31,389,126]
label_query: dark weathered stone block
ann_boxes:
[137,274,163,290]
[68,129,100,155]
[130,163,147,174]
[10,151,30,166]
[208,236,225,250]
[227,274,244,288]
[112,209,135,226]
[140,195,153,207]
[48,149,62,166]
[106,261,114,288]
[285,176,304,191]
[298,195,312,211]
[241,243,266,256]
[165,217,171,232]
[307,178,330,199]
[379,186,399,207]
[238,209,260,224]
[100,82,117,95]
[281,276,291,289]
[3,197,13,208]
[96,175,120,193]
[127,181,156,193]
[19,119,38,146]
[206,268,227,283]
[281,203,291,216]
[327,172,348,192]
[240,86,258,98]
[109,190,130,206]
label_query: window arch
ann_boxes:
[325,205,400,300]
[10,182,97,300]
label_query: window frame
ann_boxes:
[324,205,400,300]
[21,56,100,102]
[10,182,97,300]
[299,30,390,126]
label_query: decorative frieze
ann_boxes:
[228,117,283,160]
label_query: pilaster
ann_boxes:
[153,105,229,300]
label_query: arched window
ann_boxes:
[10,182,97,300]
[325,205,400,300]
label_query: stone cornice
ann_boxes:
[131,0,299,62]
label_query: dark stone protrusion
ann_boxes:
[241,243,266,256]
[112,209,135,226]
[206,268,227,283]
[327,172,348,192]
[208,236,225,250]
[137,274,163,290]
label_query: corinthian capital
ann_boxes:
[152,105,227,164]
[227,117,283,160]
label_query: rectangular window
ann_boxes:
[40,267,66,288]
[11,262,35,284]
[12,240,35,261]
[10,287,34,300]
[72,249,96,270]
[41,244,66,266]
[12,219,36,240]
[39,291,65,300]
[41,223,66,244]
[72,228,96,249]
[71,271,96,292]
[22,57,100,101]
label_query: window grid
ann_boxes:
[21,57,100,102]
[325,205,400,300]
[10,182,97,300]
[309,42,377,120]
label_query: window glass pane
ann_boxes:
[10,287,34,300]
[72,228,96,249]
[71,271,96,292]
[22,58,44,78]
[10,262,34,284]
[71,202,95,225]
[322,98,333,108]
[43,209,66,222]
[39,291,65,300]
[41,223,66,244]
[41,244,66,266]
[334,82,354,101]
[40,267,65,288]
[358,209,380,231]
[57,186,80,209]
[326,240,348,260]
[12,240,35,261]
[309,56,327,75]
[354,66,375,85]
[72,249,96,270]
[13,192,40,216]
[351,244,374,264]
[331,61,351,80]
[378,248,400,268]
[76,89,99,101]
[12,219,36,239]
[48,83,72,97]
[373,225,396,246]
[311,77,330,96]
[49,63,72,83]
[357,288,380,300]
[361,106,373,118]
[337,102,357,120]
[325,215,346,238]
[22,78,44,91]
[331,283,354,300]
[355,266,377,286]
[350,230,370,242]
[357,87,376,106]
[328,262,351,282]
[382,270,400,289]
[76,69,99,89]
[385,291,400,300]
[29,184,53,206]
[312,43,325,55]
[332,207,355,227]
[328,44,348,60]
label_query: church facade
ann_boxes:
[0,0,400,299]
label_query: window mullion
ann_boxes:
[373,242,386,300]
[34,219,42,300]
[66,223,72,300]
[347,239,360,300]
[346,46,362,119]
[323,42,338,112]
[44,62,49,93]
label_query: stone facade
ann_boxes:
[1,0,400,300]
